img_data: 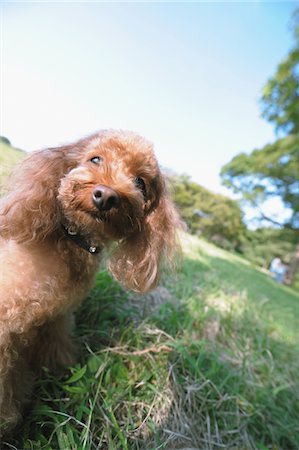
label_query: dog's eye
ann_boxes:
[90,156,102,165]
[134,177,147,199]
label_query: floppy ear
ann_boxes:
[0,145,78,243]
[109,177,182,293]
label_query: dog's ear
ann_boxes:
[0,145,78,243]
[109,176,182,293]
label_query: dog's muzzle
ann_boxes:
[92,185,120,211]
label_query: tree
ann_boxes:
[0,136,11,146]
[221,10,299,284]
[261,10,299,134]
[221,134,299,230]
[172,174,246,251]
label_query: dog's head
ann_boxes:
[58,130,165,241]
[1,130,181,292]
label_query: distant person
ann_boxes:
[269,257,287,284]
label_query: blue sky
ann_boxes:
[1,1,296,204]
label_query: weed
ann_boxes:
[3,234,299,449]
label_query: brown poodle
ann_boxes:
[0,129,181,432]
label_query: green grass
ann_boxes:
[3,234,299,450]
[0,140,25,191]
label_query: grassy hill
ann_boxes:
[0,137,25,191]
[5,233,299,450]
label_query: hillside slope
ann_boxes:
[179,233,299,343]
[0,138,25,190]
[7,232,299,450]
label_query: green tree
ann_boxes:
[221,134,299,230]
[172,174,246,251]
[221,10,299,284]
[261,10,299,134]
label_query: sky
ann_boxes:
[0,1,297,208]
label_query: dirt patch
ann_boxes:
[127,286,174,322]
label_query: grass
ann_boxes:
[0,140,25,191]
[2,233,299,450]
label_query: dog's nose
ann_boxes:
[92,185,120,211]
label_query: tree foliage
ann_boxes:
[0,136,11,146]
[261,11,299,134]
[242,227,296,269]
[221,134,299,230]
[172,175,246,251]
[221,10,299,285]
[221,11,299,233]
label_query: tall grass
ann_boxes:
[3,234,299,449]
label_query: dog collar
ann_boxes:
[62,225,101,255]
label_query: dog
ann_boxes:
[0,129,181,432]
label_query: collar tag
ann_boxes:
[62,225,101,255]
[67,226,78,236]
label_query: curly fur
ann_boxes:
[0,129,181,432]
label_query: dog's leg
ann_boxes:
[0,314,76,433]
[0,335,21,432]
[0,334,34,434]
[30,314,77,373]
